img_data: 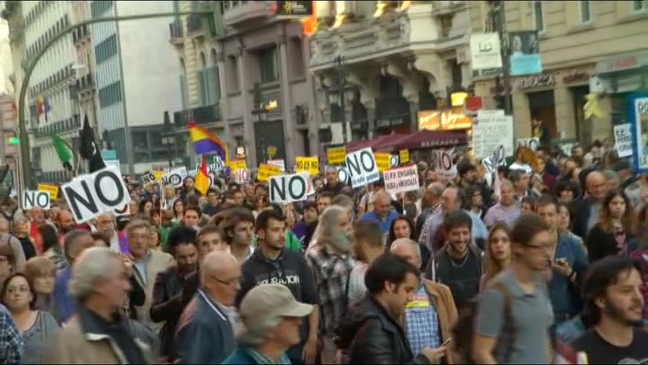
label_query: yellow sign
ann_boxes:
[399,149,410,164]
[267,146,277,159]
[37,184,58,201]
[228,159,247,172]
[257,164,282,182]
[152,171,165,181]
[327,147,346,165]
[295,156,320,176]
[373,152,391,172]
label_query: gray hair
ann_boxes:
[12,215,29,225]
[63,229,92,261]
[310,205,347,248]
[390,238,421,259]
[68,247,121,300]
[602,170,618,182]
[427,182,445,197]
[235,315,283,346]
[331,194,354,210]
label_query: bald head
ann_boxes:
[585,171,607,202]
[373,190,392,217]
[390,238,421,268]
[201,251,239,282]
[427,182,445,196]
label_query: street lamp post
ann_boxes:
[334,55,349,143]
[162,110,175,168]
[16,9,215,189]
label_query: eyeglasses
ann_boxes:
[212,275,241,286]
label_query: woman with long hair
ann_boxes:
[1,273,59,363]
[480,223,511,291]
[23,257,57,313]
[586,189,637,263]
[386,215,431,271]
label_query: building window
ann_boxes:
[98,81,123,108]
[532,1,544,32]
[227,55,239,92]
[90,1,114,18]
[95,35,117,64]
[132,130,150,163]
[579,1,592,23]
[259,47,278,83]
[632,0,648,12]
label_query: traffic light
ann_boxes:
[8,137,18,145]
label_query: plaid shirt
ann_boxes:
[0,305,23,364]
[305,244,355,335]
[404,281,441,355]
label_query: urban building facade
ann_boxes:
[90,0,183,174]
[309,1,472,145]
[6,1,81,184]
[217,1,319,166]
[0,2,18,188]
[469,1,648,145]
[168,0,224,170]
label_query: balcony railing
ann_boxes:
[33,114,81,138]
[173,104,220,128]
[186,14,204,37]
[169,18,183,44]
[72,24,89,45]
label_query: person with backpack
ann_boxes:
[469,214,554,364]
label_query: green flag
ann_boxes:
[52,135,73,171]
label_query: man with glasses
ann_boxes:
[125,220,174,331]
[175,251,241,364]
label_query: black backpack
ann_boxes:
[452,280,516,364]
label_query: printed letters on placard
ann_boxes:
[269,174,308,203]
[492,144,506,166]
[337,167,349,184]
[22,190,51,210]
[61,166,131,223]
[382,165,419,195]
[345,148,380,188]
[162,167,187,188]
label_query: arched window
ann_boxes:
[199,52,209,105]
[179,58,189,108]
[210,49,221,103]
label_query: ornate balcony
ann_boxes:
[169,18,183,45]
[173,104,221,128]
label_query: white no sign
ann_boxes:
[269,173,309,203]
[61,165,132,223]
[22,190,51,210]
[344,148,380,188]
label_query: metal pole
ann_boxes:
[494,1,513,116]
[337,56,348,143]
[17,10,214,189]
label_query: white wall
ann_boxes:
[116,1,182,127]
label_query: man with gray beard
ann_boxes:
[305,206,355,364]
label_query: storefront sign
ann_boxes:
[376,118,405,128]
[630,94,648,173]
[417,109,472,130]
[515,74,555,91]
[597,53,644,74]
[562,70,591,84]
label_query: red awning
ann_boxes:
[378,130,467,151]
[346,134,407,152]
[372,134,412,152]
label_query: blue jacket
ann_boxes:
[222,346,291,364]
[174,290,235,364]
[53,266,75,322]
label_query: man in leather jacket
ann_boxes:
[334,253,445,364]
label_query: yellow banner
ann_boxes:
[228,159,247,172]
[152,171,164,181]
[399,149,410,164]
[374,152,391,172]
[37,184,58,201]
[257,164,282,182]
[295,157,320,176]
[326,147,347,165]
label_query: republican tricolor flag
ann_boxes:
[195,156,210,196]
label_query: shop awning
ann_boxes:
[346,134,408,152]
[376,130,467,151]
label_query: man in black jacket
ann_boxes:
[236,209,319,364]
[149,226,198,361]
[334,253,444,364]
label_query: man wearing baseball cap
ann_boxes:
[222,284,314,364]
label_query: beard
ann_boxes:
[604,298,644,327]
[331,232,352,253]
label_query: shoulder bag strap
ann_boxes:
[491,281,516,364]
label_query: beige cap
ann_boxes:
[240,284,313,321]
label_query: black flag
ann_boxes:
[79,115,106,173]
